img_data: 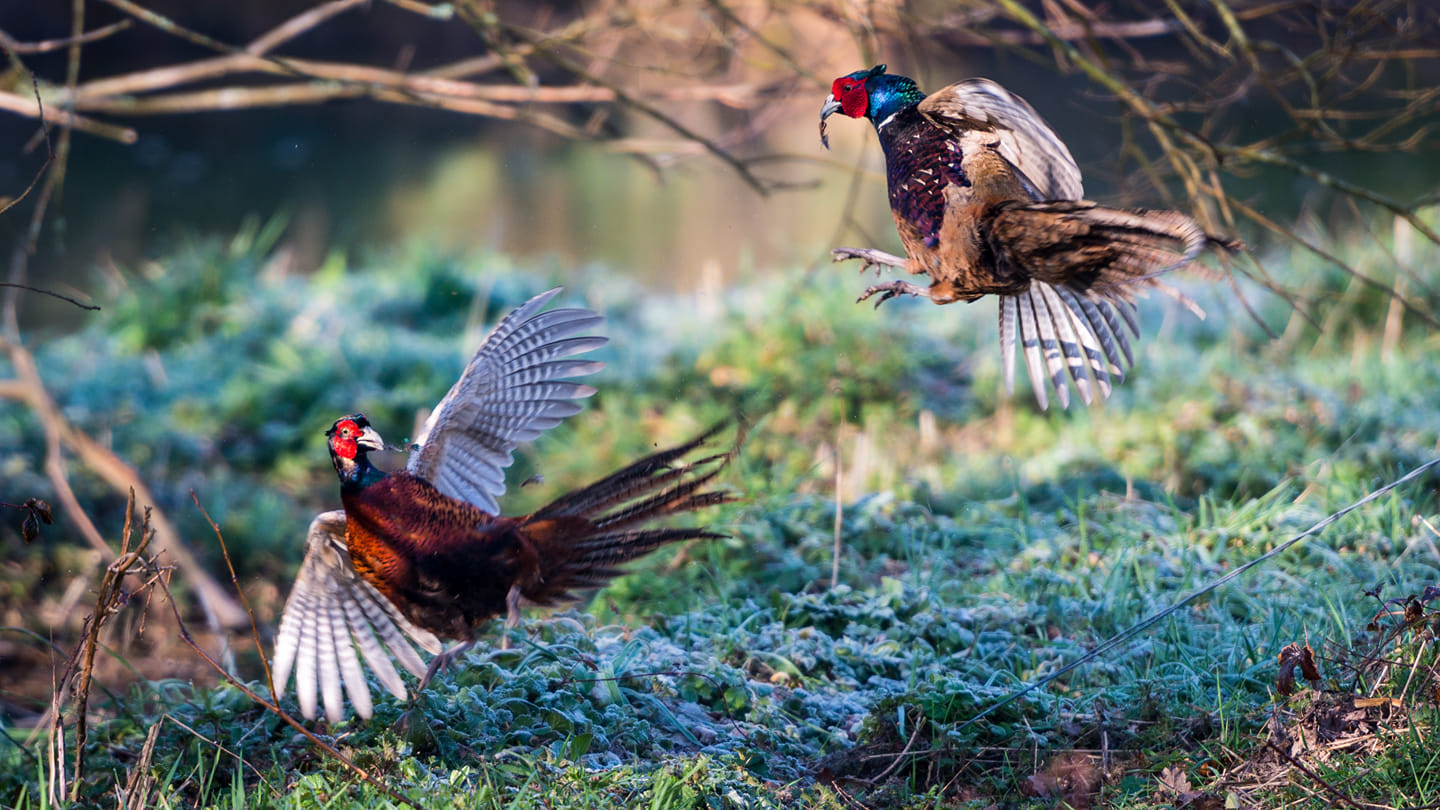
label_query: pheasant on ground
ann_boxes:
[820,64,1239,409]
[271,288,737,722]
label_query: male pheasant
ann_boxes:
[272,288,736,722]
[820,64,1238,409]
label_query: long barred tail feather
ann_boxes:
[521,422,740,605]
[991,200,1238,409]
[531,422,731,521]
[1000,282,1172,410]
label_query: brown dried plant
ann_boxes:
[29,490,166,804]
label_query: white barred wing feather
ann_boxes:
[272,510,443,721]
[407,287,607,513]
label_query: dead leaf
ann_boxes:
[15,497,52,544]
[28,498,53,524]
[1276,643,1320,695]
[1158,764,1191,796]
[1022,752,1099,808]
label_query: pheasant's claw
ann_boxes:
[830,247,871,275]
[831,247,907,277]
[499,585,523,651]
[415,640,476,694]
[857,280,930,309]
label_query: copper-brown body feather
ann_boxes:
[341,425,734,642]
[340,473,515,640]
[885,105,1227,306]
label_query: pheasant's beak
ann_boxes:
[357,425,385,453]
[819,95,842,150]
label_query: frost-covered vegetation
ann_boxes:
[3,217,1440,807]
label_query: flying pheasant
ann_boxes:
[272,289,737,722]
[820,64,1238,409]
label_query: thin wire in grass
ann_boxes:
[953,456,1440,738]
[550,661,758,746]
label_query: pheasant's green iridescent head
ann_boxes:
[326,413,386,489]
[820,65,926,148]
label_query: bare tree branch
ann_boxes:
[0,336,249,628]
[0,21,132,54]
[0,283,100,311]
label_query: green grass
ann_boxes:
[3,215,1440,807]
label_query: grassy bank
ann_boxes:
[2,219,1439,807]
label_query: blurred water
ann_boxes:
[5,41,1437,332]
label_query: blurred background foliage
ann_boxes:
[4,0,1439,328]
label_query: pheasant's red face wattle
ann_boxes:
[328,418,365,460]
[831,76,869,118]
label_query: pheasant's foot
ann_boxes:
[857,280,931,309]
[415,640,475,694]
[499,585,523,651]
[832,247,907,276]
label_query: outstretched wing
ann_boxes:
[918,77,1083,202]
[407,287,607,513]
[921,80,1129,410]
[272,510,444,722]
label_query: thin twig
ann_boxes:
[1262,739,1367,810]
[69,491,153,801]
[152,572,426,810]
[502,21,775,194]
[63,52,767,108]
[95,0,247,57]
[162,714,283,800]
[0,20,133,54]
[0,283,100,311]
[118,720,160,808]
[246,0,366,56]
[865,715,927,785]
[0,90,137,143]
[189,491,276,699]
[0,76,55,219]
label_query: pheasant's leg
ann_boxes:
[499,585,522,651]
[857,280,933,309]
[415,640,475,693]
[832,247,908,275]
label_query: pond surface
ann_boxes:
[4,37,1436,333]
